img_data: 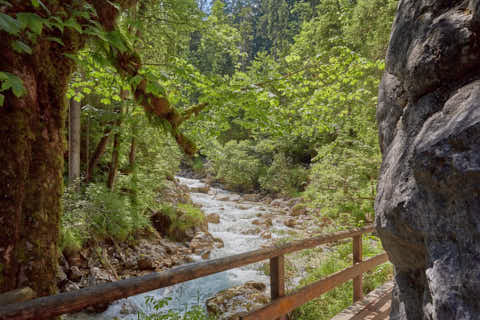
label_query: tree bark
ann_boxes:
[0,41,77,297]
[68,97,82,184]
[86,127,112,183]
[107,90,127,190]
[128,136,137,173]
[107,125,122,190]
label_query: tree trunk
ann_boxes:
[86,127,112,183]
[0,43,75,297]
[128,136,137,172]
[68,97,81,184]
[107,127,121,191]
[107,90,127,190]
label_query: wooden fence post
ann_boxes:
[270,255,288,320]
[353,235,363,302]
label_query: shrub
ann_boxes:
[61,182,152,252]
[208,140,262,192]
[259,153,308,196]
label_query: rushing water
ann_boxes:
[71,176,291,319]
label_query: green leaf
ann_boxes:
[17,12,44,35]
[0,93,4,106]
[64,17,82,33]
[0,1,12,7]
[0,13,21,35]
[12,40,33,54]
[0,72,26,97]
[106,31,127,52]
[46,37,64,46]
[31,0,39,7]
[63,53,79,62]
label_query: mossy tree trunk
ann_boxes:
[0,0,197,298]
[0,40,78,297]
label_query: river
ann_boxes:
[70,176,293,319]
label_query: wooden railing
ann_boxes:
[0,225,389,320]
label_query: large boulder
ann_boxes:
[206,281,268,319]
[376,1,480,319]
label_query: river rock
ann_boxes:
[290,203,307,216]
[190,185,210,193]
[242,228,261,235]
[260,231,271,239]
[137,256,155,271]
[270,199,287,208]
[206,281,269,319]
[189,232,215,254]
[243,194,260,202]
[68,266,83,282]
[214,237,225,248]
[375,1,480,319]
[284,218,296,228]
[207,213,221,224]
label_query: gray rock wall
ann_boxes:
[375,1,480,319]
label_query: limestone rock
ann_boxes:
[190,185,210,193]
[68,266,83,282]
[376,1,480,319]
[290,203,307,216]
[243,194,260,202]
[137,256,155,271]
[206,213,221,224]
[284,218,296,228]
[206,281,268,319]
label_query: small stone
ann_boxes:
[137,256,155,270]
[68,266,83,282]
[284,219,296,228]
[207,213,221,224]
[290,203,308,216]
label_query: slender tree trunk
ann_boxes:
[68,97,81,184]
[84,113,90,177]
[86,127,112,183]
[107,91,127,190]
[0,42,76,297]
[107,127,121,191]
[128,136,137,172]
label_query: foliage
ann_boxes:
[61,182,152,253]
[258,152,308,196]
[206,140,262,192]
[137,296,215,320]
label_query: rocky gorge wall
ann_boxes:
[375,0,480,319]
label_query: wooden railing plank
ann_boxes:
[270,256,285,300]
[240,253,389,320]
[352,235,363,302]
[0,225,376,320]
[270,256,288,320]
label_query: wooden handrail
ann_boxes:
[239,253,389,320]
[0,225,382,320]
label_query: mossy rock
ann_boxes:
[151,204,207,242]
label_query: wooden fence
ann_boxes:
[0,225,389,320]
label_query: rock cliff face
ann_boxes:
[375,1,480,319]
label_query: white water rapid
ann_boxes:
[71,176,292,319]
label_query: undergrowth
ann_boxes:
[136,296,216,320]
[290,235,393,320]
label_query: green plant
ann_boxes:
[208,140,263,192]
[137,296,216,320]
